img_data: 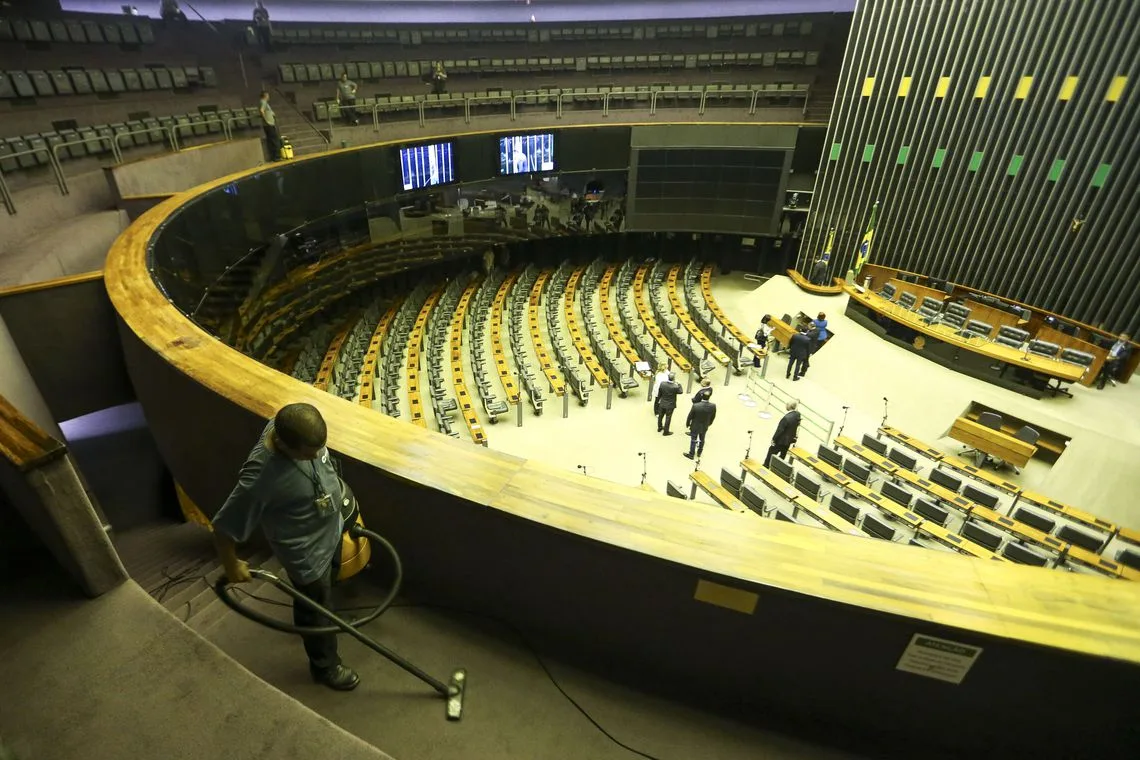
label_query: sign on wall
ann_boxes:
[895,633,982,685]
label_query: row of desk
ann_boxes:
[563,268,610,388]
[312,311,358,391]
[405,286,442,428]
[527,271,566,398]
[490,272,521,405]
[449,280,487,445]
[740,457,864,535]
[357,301,399,407]
[666,265,729,366]
[833,436,1138,580]
[697,264,761,359]
[598,264,644,371]
[633,263,691,373]
[878,425,1135,545]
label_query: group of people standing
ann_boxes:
[651,369,717,460]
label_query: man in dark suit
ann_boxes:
[764,401,801,467]
[655,372,683,435]
[1098,333,1133,389]
[691,377,713,404]
[787,326,812,381]
[683,398,717,460]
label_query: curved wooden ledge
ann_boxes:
[787,268,845,295]
[103,126,1140,698]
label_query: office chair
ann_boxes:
[941,302,970,331]
[1027,340,1060,358]
[957,319,993,341]
[898,292,917,310]
[877,282,897,300]
[962,412,1003,467]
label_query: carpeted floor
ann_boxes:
[203,578,867,760]
[0,574,394,760]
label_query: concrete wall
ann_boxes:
[104,138,265,202]
[0,315,62,438]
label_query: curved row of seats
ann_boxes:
[0,16,154,46]
[266,18,820,48]
[0,65,216,101]
[544,264,593,406]
[0,104,260,176]
[282,49,820,87]
[468,275,512,424]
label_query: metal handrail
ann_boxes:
[273,86,330,149]
[169,116,232,153]
[746,372,836,445]
[0,146,68,212]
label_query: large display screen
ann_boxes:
[499,133,555,175]
[399,142,455,190]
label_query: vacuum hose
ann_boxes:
[213,523,403,636]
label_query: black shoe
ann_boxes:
[663,431,673,436]
[657,426,662,432]
[312,664,360,691]
[683,452,694,460]
[793,376,800,381]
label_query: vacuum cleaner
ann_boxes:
[213,492,467,720]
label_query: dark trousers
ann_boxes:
[340,97,357,124]
[688,429,706,457]
[256,25,271,50]
[787,355,808,379]
[263,124,281,160]
[657,407,675,433]
[1098,358,1124,389]
[288,552,342,674]
[764,441,790,468]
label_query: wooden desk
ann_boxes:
[767,316,797,350]
[406,286,442,428]
[313,312,358,391]
[1015,490,1116,536]
[887,278,953,309]
[1036,326,1107,388]
[845,286,1084,388]
[358,301,399,407]
[699,265,762,358]
[738,458,856,533]
[740,457,802,503]
[947,417,1036,468]
[527,271,566,397]
[450,279,487,446]
[878,425,1022,496]
[689,471,747,513]
[491,272,521,404]
[633,263,691,372]
[599,264,644,370]
[667,265,729,366]
[787,268,844,295]
[962,299,1027,334]
[564,268,610,388]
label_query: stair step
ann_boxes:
[189,554,288,636]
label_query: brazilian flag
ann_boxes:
[854,201,879,275]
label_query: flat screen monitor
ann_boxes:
[499,132,555,175]
[399,142,455,191]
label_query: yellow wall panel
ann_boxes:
[935,76,951,98]
[1107,75,1127,102]
[975,76,992,99]
[1059,75,1079,100]
[862,77,876,97]
[1015,76,1034,100]
[898,76,912,97]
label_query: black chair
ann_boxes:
[720,468,743,497]
[770,455,794,483]
[887,447,918,471]
[861,513,896,541]
[817,444,843,469]
[861,433,888,456]
[962,521,1002,551]
[829,495,860,524]
[942,302,970,330]
[995,326,1030,349]
[957,319,993,340]
[666,481,688,500]
[930,467,962,492]
[740,483,767,515]
[773,511,795,522]
[913,498,948,526]
[917,296,943,323]
[877,282,897,300]
[793,472,822,502]
[898,292,917,310]
[1011,507,1055,534]
[1003,542,1049,566]
[1116,548,1140,571]
[1057,525,1101,553]
[842,459,871,485]
[881,481,914,507]
[962,483,1000,509]
[1027,340,1060,358]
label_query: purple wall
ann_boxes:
[63,0,854,24]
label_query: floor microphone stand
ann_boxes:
[638,452,648,485]
[881,397,889,430]
[838,406,850,439]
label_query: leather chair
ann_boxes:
[941,302,970,330]
[957,319,993,340]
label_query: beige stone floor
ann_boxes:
[480,272,1140,534]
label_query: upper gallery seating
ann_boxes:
[0,16,155,46]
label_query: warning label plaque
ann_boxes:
[895,634,982,685]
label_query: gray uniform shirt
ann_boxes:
[212,422,344,584]
[337,79,357,100]
[259,98,275,126]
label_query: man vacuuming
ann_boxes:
[211,403,360,691]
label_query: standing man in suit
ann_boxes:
[691,376,713,404]
[787,326,812,381]
[655,372,682,435]
[764,401,801,467]
[651,363,670,417]
[683,396,717,460]
[1098,333,1133,389]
